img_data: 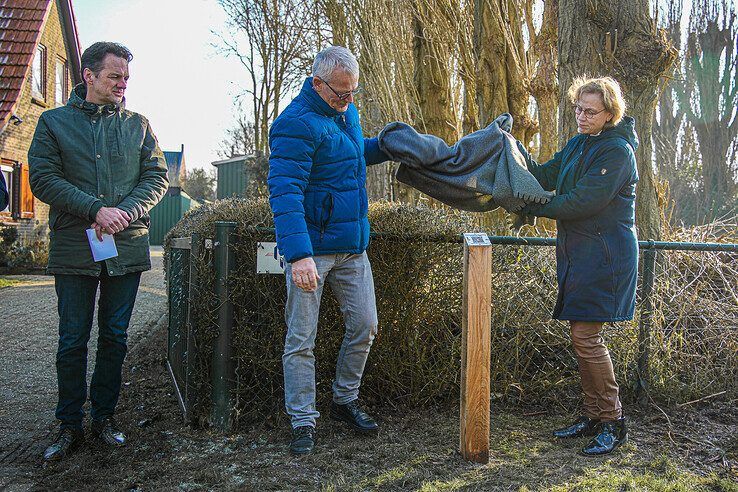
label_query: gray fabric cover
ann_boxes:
[378,113,554,213]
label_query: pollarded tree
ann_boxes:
[411,0,459,145]
[558,0,678,239]
[474,0,538,145]
[678,0,738,221]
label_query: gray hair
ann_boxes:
[312,46,359,81]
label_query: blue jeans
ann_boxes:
[283,252,378,429]
[54,270,141,429]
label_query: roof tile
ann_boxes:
[0,0,51,129]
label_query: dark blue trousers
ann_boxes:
[54,270,141,429]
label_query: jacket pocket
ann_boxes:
[596,232,612,265]
[319,193,334,242]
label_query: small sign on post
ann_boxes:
[460,232,492,463]
[256,242,285,274]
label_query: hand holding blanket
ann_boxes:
[378,113,554,214]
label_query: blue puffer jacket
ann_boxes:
[520,117,640,322]
[268,78,388,263]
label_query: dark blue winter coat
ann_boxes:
[519,117,640,322]
[268,78,388,263]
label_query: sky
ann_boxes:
[72,0,246,170]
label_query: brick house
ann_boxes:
[0,0,82,241]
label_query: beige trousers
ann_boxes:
[570,321,622,421]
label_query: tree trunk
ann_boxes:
[529,0,558,162]
[558,0,678,240]
[474,0,536,145]
[323,0,348,47]
[411,1,458,144]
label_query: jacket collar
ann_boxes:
[585,116,638,151]
[300,77,344,118]
[68,84,125,115]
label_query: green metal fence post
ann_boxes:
[211,222,237,431]
[636,242,658,405]
[184,233,201,423]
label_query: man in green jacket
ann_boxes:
[28,42,168,461]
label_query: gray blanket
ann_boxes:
[378,113,553,213]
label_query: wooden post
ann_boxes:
[460,233,492,463]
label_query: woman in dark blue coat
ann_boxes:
[518,76,638,456]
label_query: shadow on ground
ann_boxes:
[27,323,738,491]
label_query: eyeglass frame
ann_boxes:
[573,104,608,119]
[315,77,362,101]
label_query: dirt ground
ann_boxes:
[19,321,738,492]
[1,247,736,491]
[0,249,166,491]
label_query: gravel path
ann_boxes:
[0,248,167,490]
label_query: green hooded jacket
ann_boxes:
[28,84,169,276]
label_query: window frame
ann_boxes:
[32,44,47,101]
[55,57,69,107]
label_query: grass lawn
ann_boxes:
[0,277,18,289]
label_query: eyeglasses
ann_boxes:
[317,77,362,101]
[573,104,607,119]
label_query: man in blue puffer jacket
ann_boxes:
[268,46,389,455]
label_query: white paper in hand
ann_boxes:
[86,228,119,262]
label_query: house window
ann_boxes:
[0,160,34,220]
[1,163,12,214]
[32,44,47,100]
[55,58,69,107]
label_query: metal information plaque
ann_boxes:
[463,233,491,246]
[256,242,285,274]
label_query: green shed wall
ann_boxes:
[149,191,195,245]
[216,161,246,199]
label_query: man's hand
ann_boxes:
[93,207,131,239]
[291,257,320,292]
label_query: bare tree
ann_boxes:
[558,0,679,240]
[677,0,738,221]
[217,0,317,153]
[218,111,257,159]
[411,0,459,144]
[653,0,685,177]
[474,0,538,145]
[527,0,559,162]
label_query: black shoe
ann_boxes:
[91,416,126,447]
[581,417,627,456]
[552,415,600,438]
[290,426,316,455]
[329,400,379,435]
[43,427,84,461]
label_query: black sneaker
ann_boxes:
[290,426,316,455]
[43,427,84,461]
[91,416,126,447]
[581,417,627,456]
[552,416,600,438]
[329,400,379,435]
